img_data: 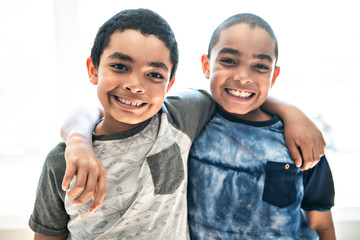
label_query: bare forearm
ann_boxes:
[306,210,336,240]
[262,96,305,122]
[317,228,336,240]
[60,106,103,144]
[262,97,326,169]
[60,106,106,212]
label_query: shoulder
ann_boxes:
[164,89,213,107]
[43,142,67,175]
[160,89,216,140]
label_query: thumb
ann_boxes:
[287,142,303,168]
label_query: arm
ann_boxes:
[305,210,336,240]
[60,106,106,213]
[35,233,68,240]
[262,97,326,170]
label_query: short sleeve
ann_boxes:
[163,89,215,141]
[28,143,70,237]
[301,155,335,211]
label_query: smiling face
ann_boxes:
[88,29,174,134]
[203,23,280,121]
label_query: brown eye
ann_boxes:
[111,64,127,71]
[254,64,270,71]
[148,72,164,79]
[220,58,236,65]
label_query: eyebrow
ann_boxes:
[219,47,273,63]
[108,52,169,72]
[218,47,240,55]
[254,54,273,63]
[149,62,169,72]
[108,52,134,62]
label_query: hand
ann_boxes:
[62,135,107,213]
[284,117,326,170]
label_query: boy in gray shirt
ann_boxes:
[29,8,216,239]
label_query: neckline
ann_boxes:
[216,104,280,127]
[92,117,152,141]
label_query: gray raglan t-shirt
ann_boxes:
[29,89,215,240]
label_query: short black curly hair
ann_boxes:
[90,8,178,80]
[208,13,278,65]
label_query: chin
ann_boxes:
[222,106,246,115]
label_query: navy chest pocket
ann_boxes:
[262,161,298,208]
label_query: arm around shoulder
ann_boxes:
[262,97,326,170]
[60,106,103,144]
[164,89,215,140]
[60,106,107,213]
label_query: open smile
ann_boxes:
[113,95,146,107]
[225,88,255,99]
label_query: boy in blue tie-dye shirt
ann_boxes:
[187,13,335,240]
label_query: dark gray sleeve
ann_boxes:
[163,89,215,141]
[28,143,70,237]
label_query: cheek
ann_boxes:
[98,75,119,90]
[257,80,272,100]
[96,85,108,104]
[148,83,168,102]
[210,73,224,92]
[97,81,109,96]
[209,80,223,104]
[96,79,116,103]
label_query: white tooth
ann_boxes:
[118,97,142,106]
[228,89,251,98]
[240,92,250,98]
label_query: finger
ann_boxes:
[300,145,314,171]
[72,173,97,206]
[89,172,107,213]
[62,165,77,191]
[322,136,327,149]
[67,168,87,200]
[319,136,326,157]
[311,142,321,168]
[287,141,303,168]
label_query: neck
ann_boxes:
[222,107,272,122]
[94,114,145,135]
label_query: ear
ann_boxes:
[201,54,210,79]
[166,77,175,93]
[86,57,98,85]
[271,66,280,88]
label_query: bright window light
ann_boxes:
[0,0,359,230]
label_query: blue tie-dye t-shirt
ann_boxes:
[188,105,334,240]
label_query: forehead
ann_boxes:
[102,29,172,65]
[212,23,276,58]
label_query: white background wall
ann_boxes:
[0,0,359,239]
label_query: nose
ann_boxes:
[123,74,145,94]
[233,70,252,84]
